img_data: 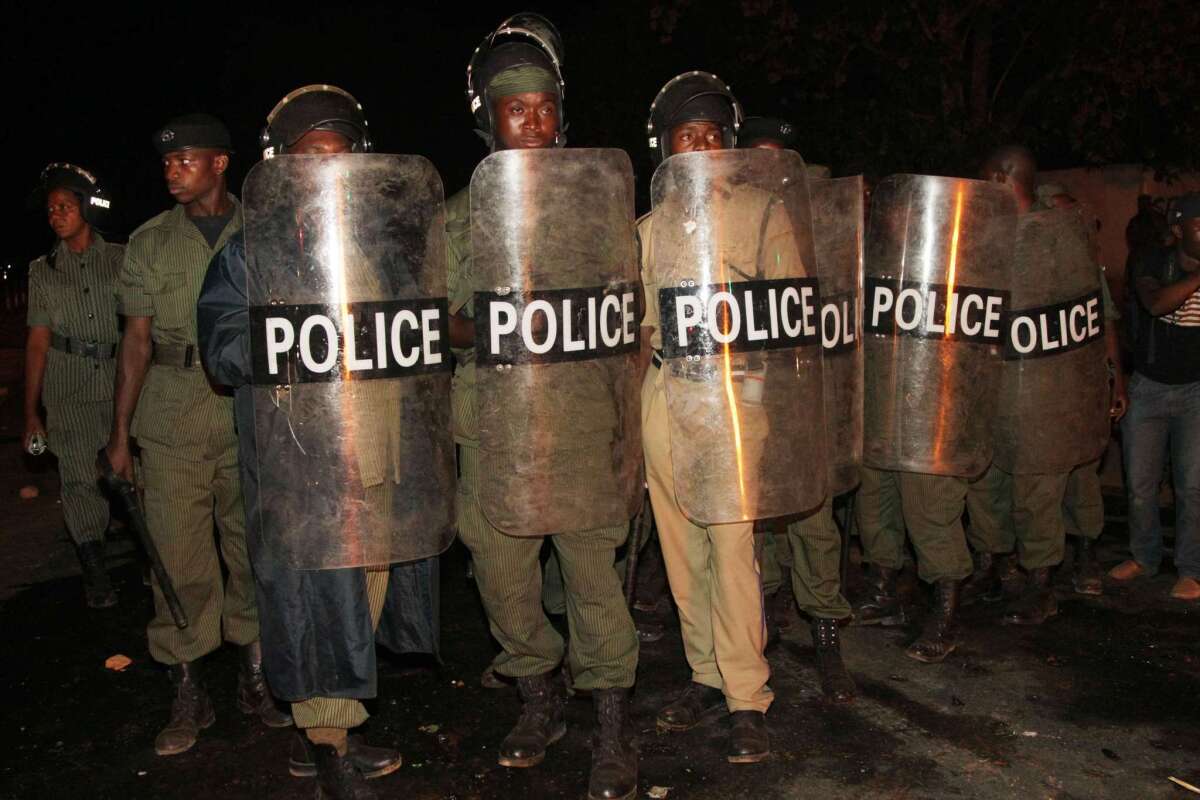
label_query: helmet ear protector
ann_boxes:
[466,12,566,143]
[39,162,113,228]
[259,84,372,159]
[646,71,743,165]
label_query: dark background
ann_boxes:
[5,0,1197,270]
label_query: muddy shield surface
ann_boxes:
[862,174,1017,478]
[470,148,643,536]
[243,154,455,568]
[649,149,826,525]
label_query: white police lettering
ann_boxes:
[820,296,856,352]
[1002,291,1103,360]
[659,277,821,359]
[865,277,1007,345]
[251,299,448,385]
[477,284,640,366]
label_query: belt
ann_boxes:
[153,343,202,369]
[50,333,116,360]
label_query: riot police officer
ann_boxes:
[106,114,289,756]
[24,163,122,609]
[446,15,639,800]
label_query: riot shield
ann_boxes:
[863,175,1017,477]
[242,154,455,569]
[649,149,826,525]
[471,148,643,536]
[993,208,1109,473]
[811,176,864,496]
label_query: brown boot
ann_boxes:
[588,688,637,800]
[498,670,567,767]
[851,565,910,626]
[1003,567,1058,626]
[811,618,856,703]
[906,579,961,664]
[237,642,293,728]
[155,662,216,756]
[727,711,770,764]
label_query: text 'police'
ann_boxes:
[659,277,822,359]
[249,299,449,385]
[475,283,640,366]
[864,277,1009,345]
[1002,290,1104,360]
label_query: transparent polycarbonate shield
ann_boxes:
[471,148,643,536]
[649,149,826,525]
[811,176,864,496]
[862,175,1017,477]
[994,208,1110,473]
[242,154,455,569]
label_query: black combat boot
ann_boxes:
[76,540,117,609]
[237,641,293,728]
[497,670,567,767]
[959,552,1000,606]
[588,688,638,800]
[312,743,378,800]
[811,618,856,703]
[1003,567,1058,625]
[727,711,770,764]
[155,662,216,756]
[851,565,909,626]
[656,682,727,731]
[1072,537,1103,596]
[290,732,402,779]
[905,579,961,664]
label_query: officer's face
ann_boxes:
[46,187,87,241]
[1176,219,1200,261]
[288,130,354,155]
[669,121,724,154]
[162,148,228,204]
[492,91,559,150]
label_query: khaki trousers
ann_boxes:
[140,441,258,664]
[642,366,772,713]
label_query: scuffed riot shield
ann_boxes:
[994,208,1109,473]
[243,154,455,569]
[471,149,643,536]
[863,175,1017,477]
[650,149,826,525]
[811,176,864,496]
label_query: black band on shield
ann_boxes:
[820,290,859,355]
[659,276,821,360]
[864,276,1010,345]
[1001,289,1104,360]
[249,298,450,385]
[474,282,640,367]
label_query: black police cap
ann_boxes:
[738,116,797,149]
[153,113,233,156]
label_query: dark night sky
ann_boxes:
[6,2,775,270]
[6,1,1193,273]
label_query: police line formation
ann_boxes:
[24,12,1155,800]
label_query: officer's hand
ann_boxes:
[105,440,136,484]
[1110,377,1129,423]
[23,415,47,453]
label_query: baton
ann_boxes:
[623,491,654,610]
[96,448,189,629]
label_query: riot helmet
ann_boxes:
[738,116,798,150]
[646,71,743,164]
[466,12,566,148]
[37,162,113,229]
[260,84,372,158]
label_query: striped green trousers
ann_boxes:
[46,401,112,546]
[292,568,391,730]
[759,501,852,619]
[857,466,973,583]
[140,441,259,664]
[457,445,638,690]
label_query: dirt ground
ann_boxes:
[1,316,1198,800]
